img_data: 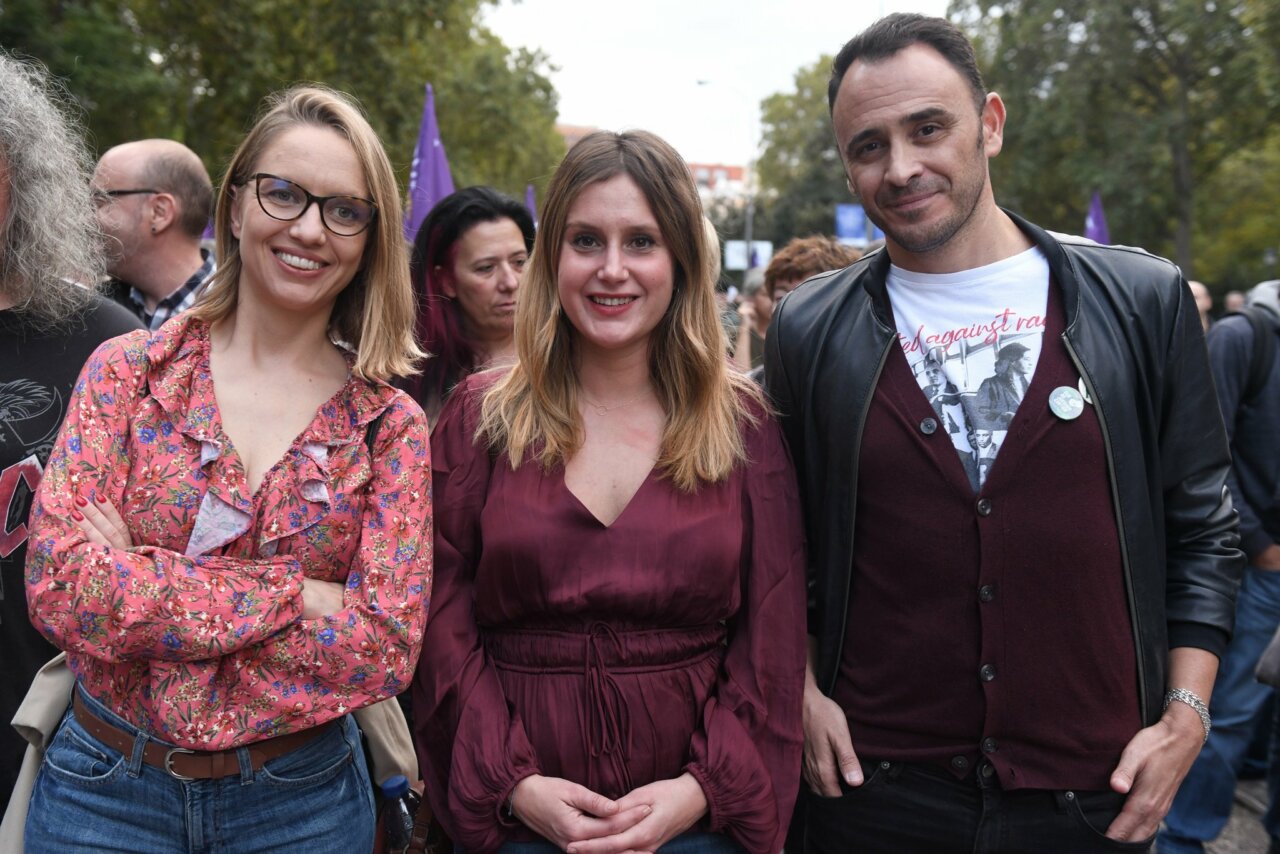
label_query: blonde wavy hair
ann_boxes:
[479,130,760,492]
[188,85,421,382]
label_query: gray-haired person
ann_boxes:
[0,51,142,814]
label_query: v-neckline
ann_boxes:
[561,464,656,529]
[199,333,352,501]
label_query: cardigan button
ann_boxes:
[979,664,997,682]
[950,755,969,771]
[979,585,995,603]
[920,417,938,435]
[981,737,999,754]
[976,498,993,516]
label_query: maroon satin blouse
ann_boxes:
[411,376,806,854]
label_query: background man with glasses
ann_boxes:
[92,138,215,330]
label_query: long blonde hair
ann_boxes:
[479,130,760,491]
[189,85,422,382]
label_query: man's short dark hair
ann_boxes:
[828,13,987,114]
[143,150,213,240]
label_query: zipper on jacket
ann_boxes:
[1062,334,1149,723]
[825,331,896,696]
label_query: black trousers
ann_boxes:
[804,759,1154,854]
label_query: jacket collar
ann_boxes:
[857,207,1081,332]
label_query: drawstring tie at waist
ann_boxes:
[484,622,727,793]
[584,622,632,792]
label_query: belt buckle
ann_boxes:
[164,747,196,781]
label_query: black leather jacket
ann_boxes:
[765,211,1244,726]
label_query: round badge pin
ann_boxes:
[1077,377,1093,405]
[1050,386,1085,421]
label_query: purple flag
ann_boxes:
[525,183,538,227]
[404,83,455,241]
[1084,192,1110,244]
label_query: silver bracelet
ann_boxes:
[1164,688,1211,743]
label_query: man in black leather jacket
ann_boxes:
[765,13,1243,853]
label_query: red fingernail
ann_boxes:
[95,495,108,504]
[71,510,84,521]
[74,496,87,507]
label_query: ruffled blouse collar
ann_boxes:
[140,315,397,555]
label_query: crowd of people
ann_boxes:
[1,10,1277,854]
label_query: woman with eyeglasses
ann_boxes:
[23,86,431,851]
[405,187,535,425]
[411,130,805,854]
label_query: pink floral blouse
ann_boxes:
[25,316,432,750]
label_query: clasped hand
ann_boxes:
[510,773,707,854]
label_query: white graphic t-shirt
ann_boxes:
[886,247,1050,492]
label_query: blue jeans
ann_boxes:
[25,687,375,853]
[1158,566,1280,853]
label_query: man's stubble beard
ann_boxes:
[865,129,988,256]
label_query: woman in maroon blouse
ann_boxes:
[411,130,806,854]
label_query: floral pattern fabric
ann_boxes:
[25,316,432,750]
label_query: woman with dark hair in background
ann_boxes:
[405,186,535,423]
[412,130,805,854]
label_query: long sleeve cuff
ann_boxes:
[1169,621,1231,659]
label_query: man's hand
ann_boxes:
[72,495,133,549]
[510,775,649,852]
[1104,698,1205,842]
[803,679,862,797]
[1253,543,1280,571]
[565,773,707,854]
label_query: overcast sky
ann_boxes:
[482,0,951,166]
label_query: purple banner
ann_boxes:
[1084,192,1110,244]
[404,83,455,241]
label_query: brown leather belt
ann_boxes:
[72,692,338,781]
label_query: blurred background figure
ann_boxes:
[403,186,535,425]
[0,50,142,817]
[1159,279,1280,853]
[1189,280,1213,332]
[92,139,215,330]
[733,267,770,372]
[765,235,863,303]
[703,216,739,357]
[1226,289,1247,314]
[742,235,863,383]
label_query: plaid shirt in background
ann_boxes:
[127,248,216,331]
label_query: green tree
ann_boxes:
[1,0,563,204]
[1193,130,1280,291]
[755,56,848,244]
[0,0,179,145]
[952,0,1279,277]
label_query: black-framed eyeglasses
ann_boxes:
[245,173,377,237]
[92,188,159,207]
